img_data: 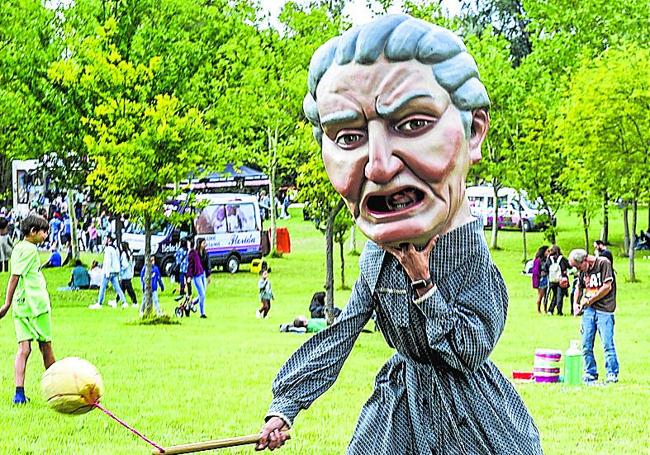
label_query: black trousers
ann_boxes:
[120,279,137,304]
[548,283,565,315]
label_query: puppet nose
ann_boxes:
[364,125,402,184]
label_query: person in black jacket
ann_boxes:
[197,238,211,285]
[547,245,570,315]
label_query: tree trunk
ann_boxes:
[629,199,637,282]
[339,238,346,289]
[267,127,278,255]
[582,210,590,252]
[142,213,153,315]
[623,203,630,256]
[348,225,358,254]
[601,191,609,244]
[67,189,80,261]
[115,216,123,249]
[490,185,499,249]
[325,199,345,325]
[518,197,527,261]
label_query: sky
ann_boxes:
[261,0,461,26]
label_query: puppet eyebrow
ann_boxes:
[375,90,435,117]
[320,110,361,128]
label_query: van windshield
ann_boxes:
[124,221,169,236]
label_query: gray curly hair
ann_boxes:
[303,14,489,145]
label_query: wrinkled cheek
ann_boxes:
[411,126,465,183]
[322,147,364,204]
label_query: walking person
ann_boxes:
[569,249,619,383]
[0,214,56,404]
[186,238,207,318]
[547,245,569,315]
[119,242,138,308]
[139,256,164,316]
[0,217,14,273]
[198,237,212,287]
[256,269,274,319]
[173,238,191,297]
[89,236,128,309]
[531,245,549,314]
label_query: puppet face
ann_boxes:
[317,58,486,245]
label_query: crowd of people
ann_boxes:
[530,240,619,383]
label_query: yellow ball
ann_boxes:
[41,357,104,414]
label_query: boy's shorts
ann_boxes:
[14,312,52,343]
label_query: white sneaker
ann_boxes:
[88,303,102,310]
[256,310,262,319]
[132,303,139,308]
[121,302,129,309]
[139,310,144,317]
[107,300,117,308]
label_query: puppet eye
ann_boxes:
[335,131,366,149]
[395,116,435,135]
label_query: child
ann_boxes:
[256,269,274,319]
[0,214,55,404]
[140,255,164,316]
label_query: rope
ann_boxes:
[93,402,165,453]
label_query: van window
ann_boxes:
[195,204,227,234]
[487,197,494,208]
[225,203,257,232]
[497,196,508,208]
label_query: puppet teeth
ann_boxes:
[386,191,416,211]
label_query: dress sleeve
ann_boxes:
[414,258,508,373]
[266,275,374,427]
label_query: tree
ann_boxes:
[558,45,650,281]
[49,19,209,313]
[298,143,353,324]
[465,30,521,250]
[460,0,532,64]
[0,2,60,204]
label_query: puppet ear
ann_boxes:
[468,109,489,164]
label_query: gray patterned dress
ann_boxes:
[267,219,543,454]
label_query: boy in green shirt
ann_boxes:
[0,214,56,404]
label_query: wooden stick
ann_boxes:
[154,430,291,454]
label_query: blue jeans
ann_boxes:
[581,306,619,378]
[97,273,127,305]
[193,273,206,316]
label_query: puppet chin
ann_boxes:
[356,216,435,248]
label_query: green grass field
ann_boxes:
[1,207,649,454]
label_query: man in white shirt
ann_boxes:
[89,236,128,309]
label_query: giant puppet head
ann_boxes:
[303,14,490,246]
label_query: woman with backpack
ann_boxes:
[547,245,570,315]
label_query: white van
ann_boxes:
[122,193,264,275]
[193,193,263,273]
[466,186,545,231]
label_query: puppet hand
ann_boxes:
[382,235,439,283]
[256,417,289,451]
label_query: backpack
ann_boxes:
[548,256,563,283]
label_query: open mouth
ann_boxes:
[366,188,425,214]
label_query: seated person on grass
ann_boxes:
[41,247,62,268]
[88,260,103,290]
[69,260,91,290]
